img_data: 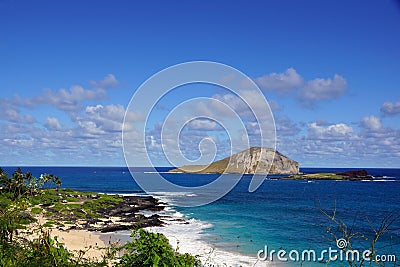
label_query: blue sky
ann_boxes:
[0,0,399,167]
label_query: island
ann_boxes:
[168,146,300,174]
[282,169,374,180]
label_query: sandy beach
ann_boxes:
[49,229,105,260]
[23,214,107,261]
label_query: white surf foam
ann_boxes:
[362,179,396,182]
[146,209,279,267]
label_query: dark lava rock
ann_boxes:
[336,169,373,180]
[138,214,163,228]
[99,224,132,233]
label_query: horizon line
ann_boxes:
[1,165,399,169]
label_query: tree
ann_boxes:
[0,168,11,191]
[41,174,62,189]
[318,201,399,267]
[0,168,62,199]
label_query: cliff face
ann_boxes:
[169,147,299,174]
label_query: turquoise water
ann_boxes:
[3,166,399,266]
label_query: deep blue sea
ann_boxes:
[3,166,400,266]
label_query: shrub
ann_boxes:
[120,229,200,267]
[43,221,55,228]
[0,230,107,267]
[16,211,36,225]
[31,207,43,214]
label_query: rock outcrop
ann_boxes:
[168,147,299,174]
[336,170,373,180]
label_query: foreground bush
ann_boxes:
[0,230,107,267]
[120,229,200,267]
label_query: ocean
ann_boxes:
[3,166,399,266]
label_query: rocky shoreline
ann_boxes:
[38,191,168,233]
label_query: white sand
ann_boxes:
[50,228,105,260]
[24,214,107,261]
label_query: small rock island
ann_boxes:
[284,169,373,180]
[168,147,300,174]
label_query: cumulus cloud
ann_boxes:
[4,109,36,124]
[380,101,400,116]
[14,86,101,111]
[0,98,36,124]
[44,117,62,131]
[13,74,119,111]
[274,114,400,167]
[308,121,354,140]
[361,115,382,131]
[209,90,277,119]
[255,68,304,93]
[300,74,347,104]
[0,75,128,165]
[80,104,128,133]
[0,104,128,165]
[254,68,347,106]
[186,118,220,131]
[89,74,119,89]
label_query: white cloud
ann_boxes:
[255,68,303,93]
[13,74,118,111]
[308,121,354,140]
[273,114,400,167]
[0,98,36,123]
[86,104,125,121]
[187,118,220,131]
[89,74,119,89]
[381,100,400,116]
[4,109,36,123]
[3,138,34,148]
[254,68,347,106]
[0,75,129,166]
[361,115,382,131]
[300,74,347,104]
[14,86,104,111]
[211,90,277,119]
[44,117,62,131]
[83,104,126,133]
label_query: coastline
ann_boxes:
[143,205,280,267]
[17,190,167,264]
[25,194,274,267]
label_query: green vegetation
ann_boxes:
[0,167,61,200]
[31,207,43,214]
[120,229,200,267]
[0,167,200,266]
[285,172,345,180]
[284,170,373,180]
[0,227,106,267]
[43,221,55,228]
